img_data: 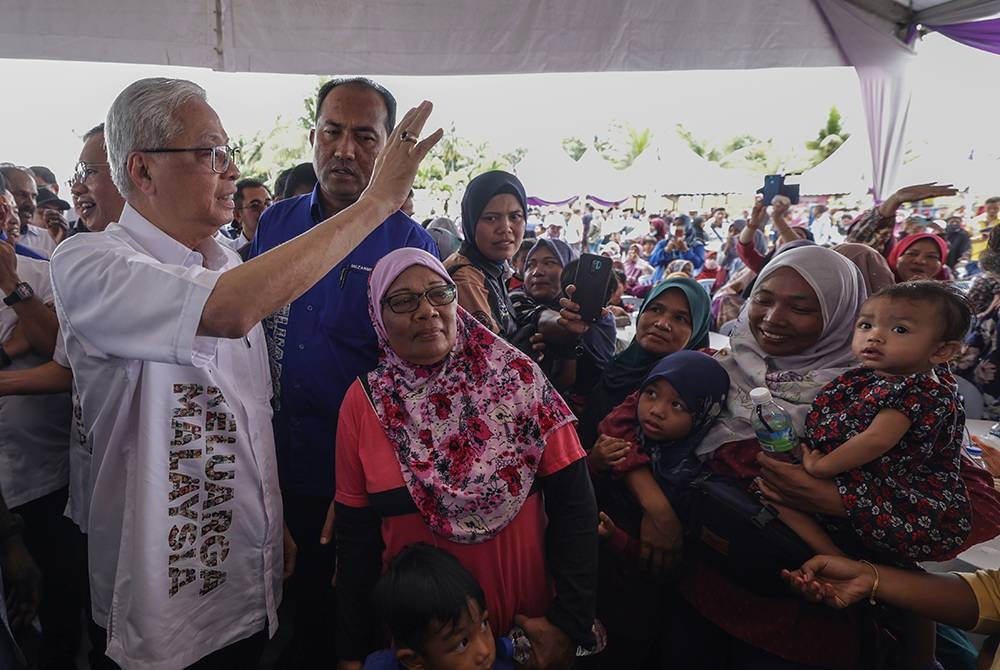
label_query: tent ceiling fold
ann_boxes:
[2,0,851,75]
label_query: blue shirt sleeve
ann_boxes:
[406,222,440,258]
[582,313,617,366]
[649,239,669,268]
[683,244,705,272]
[246,206,279,260]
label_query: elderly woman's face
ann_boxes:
[748,267,824,357]
[896,239,942,281]
[381,265,457,366]
[635,288,693,356]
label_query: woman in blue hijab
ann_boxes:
[444,171,527,339]
[575,276,712,452]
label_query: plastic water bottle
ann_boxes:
[749,387,798,461]
[507,621,608,664]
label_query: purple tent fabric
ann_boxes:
[927,18,1000,56]
[526,195,578,207]
[586,195,630,208]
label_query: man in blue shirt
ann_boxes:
[249,77,436,664]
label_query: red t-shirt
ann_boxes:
[335,379,585,634]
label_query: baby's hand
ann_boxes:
[800,445,826,477]
[588,435,631,472]
[597,512,617,539]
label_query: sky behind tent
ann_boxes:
[2,32,998,197]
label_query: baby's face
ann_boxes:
[637,378,694,442]
[852,296,943,376]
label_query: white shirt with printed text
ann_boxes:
[49,203,282,670]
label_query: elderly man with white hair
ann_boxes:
[48,77,440,670]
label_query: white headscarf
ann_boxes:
[697,246,868,457]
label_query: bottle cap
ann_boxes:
[749,387,772,405]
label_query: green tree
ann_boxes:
[562,137,587,162]
[594,121,653,170]
[805,106,850,167]
[675,124,812,175]
[413,123,527,211]
[298,76,334,131]
[231,117,310,186]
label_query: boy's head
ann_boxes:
[374,544,495,670]
[854,281,972,375]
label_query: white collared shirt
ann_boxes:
[49,203,282,670]
[0,255,71,508]
[52,336,90,533]
[18,224,57,258]
[214,229,250,254]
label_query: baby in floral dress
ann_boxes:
[779,281,973,562]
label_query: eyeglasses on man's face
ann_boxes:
[239,199,273,213]
[381,284,458,314]
[69,161,111,187]
[138,145,239,174]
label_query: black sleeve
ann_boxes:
[334,502,384,661]
[540,457,599,648]
[654,454,708,527]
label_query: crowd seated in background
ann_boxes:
[3,73,1000,670]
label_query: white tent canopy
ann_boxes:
[4,0,999,199]
[797,137,871,196]
[2,1,850,76]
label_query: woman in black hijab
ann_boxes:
[444,170,527,339]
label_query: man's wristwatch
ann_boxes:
[2,282,33,306]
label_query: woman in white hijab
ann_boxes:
[651,246,1000,668]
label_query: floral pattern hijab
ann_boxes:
[366,248,575,544]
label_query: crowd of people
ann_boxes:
[4,73,1000,670]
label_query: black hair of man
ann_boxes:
[986,196,1000,206]
[283,162,318,199]
[0,165,34,181]
[273,167,293,200]
[0,170,7,194]
[29,165,56,185]
[235,177,268,209]
[372,543,486,654]
[872,280,972,342]
[314,77,397,135]
[83,123,105,141]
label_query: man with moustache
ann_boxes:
[248,76,437,665]
[0,166,49,258]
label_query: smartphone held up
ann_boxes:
[572,253,614,323]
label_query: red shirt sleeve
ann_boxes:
[736,239,766,274]
[334,380,371,508]
[537,423,586,477]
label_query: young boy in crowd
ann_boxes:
[364,544,515,670]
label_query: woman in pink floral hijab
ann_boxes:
[333,248,599,667]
